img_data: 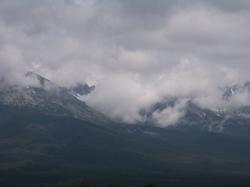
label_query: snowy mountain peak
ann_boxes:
[0,73,108,123]
[67,83,95,97]
[25,71,56,90]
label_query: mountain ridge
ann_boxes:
[0,72,110,125]
[1,73,250,185]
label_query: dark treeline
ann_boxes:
[4,182,250,187]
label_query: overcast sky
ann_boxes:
[1,0,250,125]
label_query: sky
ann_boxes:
[1,0,250,125]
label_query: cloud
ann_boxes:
[83,72,160,123]
[1,0,250,124]
[152,99,187,127]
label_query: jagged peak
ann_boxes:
[67,82,95,97]
[25,71,56,90]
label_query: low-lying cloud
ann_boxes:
[1,0,250,125]
[152,99,188,127]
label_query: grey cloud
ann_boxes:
[152,99,187,127]
[1,0,250,124]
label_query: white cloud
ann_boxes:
[1,0,250,124]
[152,99,187,127]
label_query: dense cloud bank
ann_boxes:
[1,0,250,125]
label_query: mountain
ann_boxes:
[67,83,95,97]
[1,74,250,186]
[140,82,250,135]
[0,72,108,124]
